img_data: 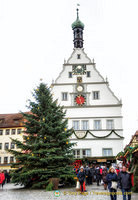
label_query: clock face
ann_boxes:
[72,65,86,75]
[75,95,86,106]
[77,85,83,92]
[75,131,86,139]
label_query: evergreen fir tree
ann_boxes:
[8,83,75,188]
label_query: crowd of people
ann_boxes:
[0,170,11,188]
[75,164,132,200]
[0,166,132,200]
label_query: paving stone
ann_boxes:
[0,183,137,200]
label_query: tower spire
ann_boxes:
[71,8,84,48]
[77,8,79,20]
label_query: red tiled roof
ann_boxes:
[0,113,24,128]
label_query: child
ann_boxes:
[77,166,86,193]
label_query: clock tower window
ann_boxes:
[77,54,81,59]
[93,91,100,100]
[62,92,68,101]
[68,72,72,78]
[86,71,91,77]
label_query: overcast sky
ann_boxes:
[0,0,138,146]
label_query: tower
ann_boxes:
[72,9,84,48]
[51,9,123,165]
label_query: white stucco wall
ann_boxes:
[71,139,123,157]
[52,48,124,157]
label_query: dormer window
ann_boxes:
[0,118,4,124]
[14,119,20,124]
[77,54,81,59]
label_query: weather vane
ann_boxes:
[77,3,80,9]
[76,3,80,17]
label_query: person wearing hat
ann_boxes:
[77,166,87,193]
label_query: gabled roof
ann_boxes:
[128,131,138,146]
[0,113,24,128]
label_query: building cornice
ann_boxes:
[52,82,108,86]
[63,63,95,66]
[70,138,124,140]
[64,104,122,108]
[0,126,24,129]
[72,129,123,132]
[65,116,123,119]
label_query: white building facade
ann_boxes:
[52,9,123,164]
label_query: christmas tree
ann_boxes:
[8,83,75,188]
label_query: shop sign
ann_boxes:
[97,159,107,162]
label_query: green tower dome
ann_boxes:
[71,9,84,29]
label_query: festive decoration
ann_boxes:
[8,83,75,189]
[73,130,123,139]
[116,144,138,192]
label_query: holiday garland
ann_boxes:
[116,144,138,160]
[73,129,124,139]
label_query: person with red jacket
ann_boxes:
[0,170,5,188]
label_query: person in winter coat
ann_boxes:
[89,165,94,185]
[106,167,118,200]
[5,171,11,183]
[95,165,101,186]
[102,166,108,190]
[77,166,87,193]
[0,170,5,188]
[118,166,132,200]
[84,165,90,185]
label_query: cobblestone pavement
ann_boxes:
[0,183,137,200]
